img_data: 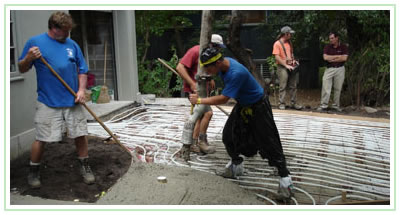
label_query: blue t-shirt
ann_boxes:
[219,58,264,106]
[19,33,88,107]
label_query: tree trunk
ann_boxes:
[356,76,361,109]
[140,29,150,64]
[173,25,185,57]
[199,11,214,57]
[196,10,214,98]
[226,11,267,89]
[376,70,388,106]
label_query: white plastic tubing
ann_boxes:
[87,103,390,205]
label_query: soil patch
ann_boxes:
[10,136,132,203]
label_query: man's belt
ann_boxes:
[327,65,344,68]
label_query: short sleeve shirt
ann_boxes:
[272,40,293,65]
[219,58,264,106]
[179,45,200,93]
[19,33,88,107]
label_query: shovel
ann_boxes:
[40,57,132,157]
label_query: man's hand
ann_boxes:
[18,46,42,73]
[27,47,42,61]
[210,79,216,90]
[75,89,86,104]
[190,83,197,93]
[285,64,295,71]
[189,93,198,105]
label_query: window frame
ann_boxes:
[10,10,23,81]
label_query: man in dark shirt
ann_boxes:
[317,32,349,112]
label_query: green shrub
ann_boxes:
[138,48,182,97]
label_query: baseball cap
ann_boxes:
[281,26,295,34]
[200,47,223,67]
[211,34,226,48]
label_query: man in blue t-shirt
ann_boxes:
[18,12,94,188]
[189,47,294,199]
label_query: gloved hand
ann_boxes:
[277,175,294,199]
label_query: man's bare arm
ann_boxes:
[176,63,197,92]
[18,46,41,73]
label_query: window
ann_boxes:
[10,11,18,75]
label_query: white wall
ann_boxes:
[10,10,62,160]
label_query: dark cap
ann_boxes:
[200,47,223,67]
[281,26,295,34]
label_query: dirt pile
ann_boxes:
[10,136,132,203]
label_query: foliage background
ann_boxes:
[135,10,390,107]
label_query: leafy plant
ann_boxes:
[138,47,182,97]
[266,55,277,73]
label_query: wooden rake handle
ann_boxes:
[40,57,132,156]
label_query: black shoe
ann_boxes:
[317,106,328,112]
[331,106,343,112]
[291,104,303,110]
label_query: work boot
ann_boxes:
[277,175,294,200]
[198,140,216,154]
[79,158,95,184]
[198,133,216,154]
[217,160,244,179]
[27,165,41,188]
[190,139,201,153]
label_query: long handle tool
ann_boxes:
[40,57,132,157]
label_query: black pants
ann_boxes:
[222,94,290,177]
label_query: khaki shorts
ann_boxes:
[34,101,88,142]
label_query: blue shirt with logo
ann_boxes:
[219,57,264,106]
[19,33,88,107]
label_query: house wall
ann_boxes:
[10,10,61,160]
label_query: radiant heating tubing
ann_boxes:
[87,104,390,205]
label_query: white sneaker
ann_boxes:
[218,160,244,179]
[278,175,294,199]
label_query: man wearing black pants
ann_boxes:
[189,47,294,199]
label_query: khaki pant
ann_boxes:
[34,101,88,142]
[320,66,345,108]
[276,65,298,105]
